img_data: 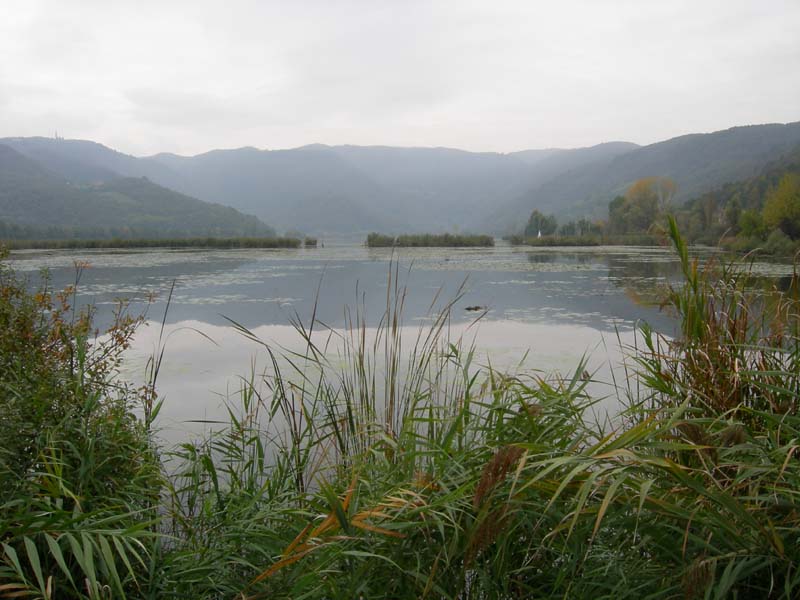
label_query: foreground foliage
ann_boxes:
[1,219,799,598]
[0,253,161,598]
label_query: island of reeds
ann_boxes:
[2,219,800,599]
[3,236,302,250]
[366,232,495,247]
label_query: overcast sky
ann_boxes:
[1,0,798,156]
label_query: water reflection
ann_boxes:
[122,318,637,444]
[7,244,705,334]
[10,243,792,441]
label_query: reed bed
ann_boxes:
[1,218,799,599]
[507,233,662,246]
[366,233,495,247]
[2,236,302,250]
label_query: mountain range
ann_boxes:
[2,120,800,237]
[0,143,274,239]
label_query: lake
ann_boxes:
[9,242,794,441]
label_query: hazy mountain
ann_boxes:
[1,136,640,234]
[0,143,274,239]
[492,122,800,231]
[481,141,641,232]
[1,136,178,185]
[148,144,537,234]
[507,148,566,165]
[683,143,800,217]
[145,142,642,234]
[3,121,798,237]
[146,146,400,234]
[327,145,536,230]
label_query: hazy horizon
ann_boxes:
[5,119,800,160]
[1,0,798,156]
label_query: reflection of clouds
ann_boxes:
[170,294,300,306]
[423,260,604,273]
[487,279,534,285]
[119,317,641,445]
[502,307,636,330]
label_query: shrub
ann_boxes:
[0,252,161,598]
[764,228,798,255]
[763,173,800,240]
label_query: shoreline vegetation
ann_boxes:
[507,232,663,247]
[1,236,303,250]
[514,153,800,257]
[2,219,800,598]
[366,232,495,247]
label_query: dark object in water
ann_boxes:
[465,305,487,312]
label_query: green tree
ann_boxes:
[608,196,627,233]
[576,218,600,236]
[762,173,800,240]
[738,209,764,238]
[559,221,577,236]
[625,179,661,231]
[608,177,675,234]
[608,177,669,234]
[524,210,557,237]
[724,195,742,233]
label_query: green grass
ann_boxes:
[1,219,799,598]
[366,232,495,247]
[2,236,302,250]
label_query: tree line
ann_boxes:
[517,150,800,255]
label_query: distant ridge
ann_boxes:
[488,122,800,231]
[0,143,274,239]
[3,120,799,235]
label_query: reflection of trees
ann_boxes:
[526,252,594,266]
[773,275,796,294]
[607,255,679,282]
[605,255,681,307]
[526,252,559,265]
[606,253,796,307]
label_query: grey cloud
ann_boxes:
[0,0,798,155]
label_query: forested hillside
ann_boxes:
[495,122,800,231]
[0,143,274,239]
[674,144,800,251]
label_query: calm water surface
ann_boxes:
[9,243,794,440]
